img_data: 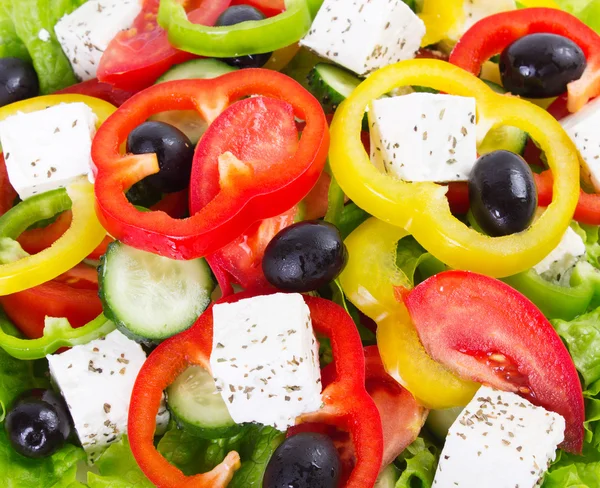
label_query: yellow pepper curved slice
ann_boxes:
[340,217,478,409]
[329,59,580,278]
[0,94,116,295]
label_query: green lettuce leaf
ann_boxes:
[393,435,440,488]
[86,436,152,488]
[0,1,29,60]
[0,428,85,488]
[543,444,600,487]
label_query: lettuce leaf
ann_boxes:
[393,435,440,488]
[543,445,600,487]
[0,428,84,488]
[0,1,29,60]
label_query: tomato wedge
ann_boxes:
[56,79,136,107]
[0,154,16,217]
[190,96,301,292]
[0,264,102,338]
[231,0,285,17]
[97,0,230,91]
[402,270,585,453]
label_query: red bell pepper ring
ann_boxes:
[449,8,600,112]
[56,79,136,107]
[92,69,329,260]
[97,0,231,92]
[128,291,383,488]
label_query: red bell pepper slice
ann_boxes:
[92,69,329,260]
[449,8,600,112]
[0,264,102,338]
[231,0,285,17]
[97,0,231,92]
[56,79,136,107]
[128,292,383,488]
[402,270,585,453]
[0,154,16,217]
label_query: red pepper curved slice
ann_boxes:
[128,292,383,488]
[56,79,136,107]
[449,8,600,112]
[403,270,585,453]
[97,0,230,92]
[92,69,329,260]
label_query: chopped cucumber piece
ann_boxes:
[374,464,400,487]
[99,241,215,342]
[167,365,241,439]
[426,407,464,440]
[307,63,362,113]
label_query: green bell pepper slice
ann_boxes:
[158,0,312,57]
[0,313,115,360]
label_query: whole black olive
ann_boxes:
[262,221,347,292]
[469,150,537,237]
[127,121,194,194]
[5,389,73,458]
[216,6,272,68]
[263,432,341,488]
[0,58,39,107]
[499,33,586,98]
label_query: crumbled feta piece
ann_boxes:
[457,0,516,38]
[38,28,51,42]
[433,386,565,488]
[47,329,169,464]
[210,293,322,431]
[0,103,97,200]
[560,96,600,192]
[533,227,586,282]
[300,0,425,76]
[54,0,142,81]
[369,93,477,182]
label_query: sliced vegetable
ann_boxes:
[99,241,214,342]
[156,58,237,83]
[307,63,362,113]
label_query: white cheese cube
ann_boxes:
[433,386,565,488]
[54,0,142,81]
[210,293,322,431]
[369,93,477,182]
[456,0,516,39]
[560,96,600,192]
[533,227,586,282]
[300,0,425,77]
[0,103,97,200]
[47,329,169,464]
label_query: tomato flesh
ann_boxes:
[404,270,585,453]
[56,79,135,107]
[231,0,285,17]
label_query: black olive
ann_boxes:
[263,432,341,488]
[5,389,73,458]
[262,221,347,292]
[0,58,39,108]
[216,6,272,68]
[126,121,194,193]
[469,150,537,237]
[499,33,586,98]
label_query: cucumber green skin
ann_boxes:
[156,59,238,84]
[169,407,243,440]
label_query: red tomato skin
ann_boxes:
[404,270,585,453]
[56,79,135,106]
[231,0,285,17]
[0,154,17,217]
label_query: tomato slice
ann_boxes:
[0,264,102,338]
[56,78,136,107]
[97,0,230,91]
[403,270,585,453]
[190,96,300,292]
[231,0,285,17]
[0,154,17,217]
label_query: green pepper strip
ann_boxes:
[158,0,312,57]
[0,314,115,360]
[0,188,70,239]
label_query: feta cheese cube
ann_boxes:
[54,0,142,81]
[300,0,425,76]
[533,227,586,282]
[210,293,322,431]
[457,0,516,39]
[560,96,600,192]
[47,329,169,464]
[369,93,478,182]
[0,103,97,200]
[433,386,565,488]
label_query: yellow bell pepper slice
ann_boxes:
[340,217,478,409]
[419,0,464,46]
[329,59,580,278]
[0,94,116,295]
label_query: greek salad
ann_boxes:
[0,0,600,487]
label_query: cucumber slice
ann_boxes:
[374,464,400,487]
[167,365,241,439]
[156,58,238,83]
[426,407,464,440]
[152,59,238,144]
[307,63,362,113]
[99,241,215,342]
[479,80,528,155]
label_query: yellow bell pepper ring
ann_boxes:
[0,94,116,295]
[329,59,580,278]
[340,217,478,409]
